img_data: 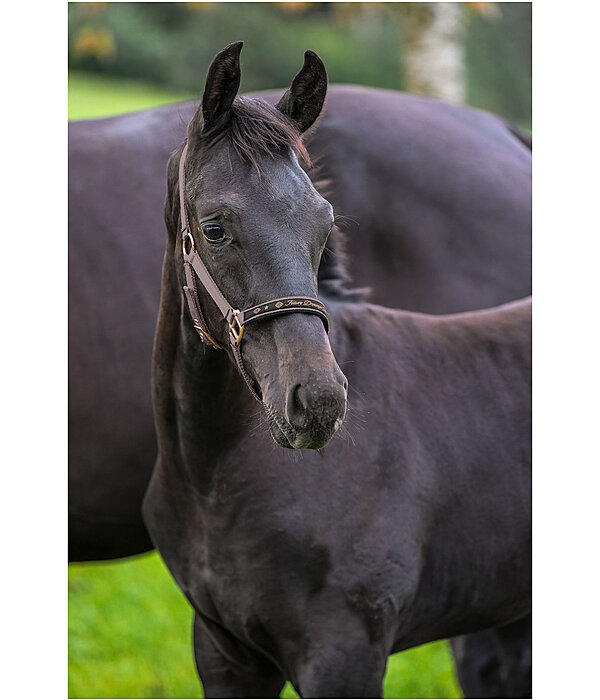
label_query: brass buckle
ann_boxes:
[228,309,245,346]
[193,319,221,350]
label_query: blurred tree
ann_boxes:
[277,2,312,13]
[334,3,500,105]
[72,26,116,62]
[186,2,217,11]
[70,1,116,64]
[466,2,530,125]
[395,3,467,103]
[68,2,530,125]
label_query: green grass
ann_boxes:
[68,71,193,120]
[69,553,461,699]
[69,554,199,699]
[68,73,462,699]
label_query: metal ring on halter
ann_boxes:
[182,229,195,256]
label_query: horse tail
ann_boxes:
[505,121,532,151]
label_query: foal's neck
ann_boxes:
[153,254,259,489]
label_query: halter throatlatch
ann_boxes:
[178,142,329,402]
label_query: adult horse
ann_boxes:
[142,42,531,699]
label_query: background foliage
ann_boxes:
[68,2,531,126]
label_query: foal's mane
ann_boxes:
[197,96,311,173]
[188,96,367,302]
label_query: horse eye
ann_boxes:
[202,222,225,243]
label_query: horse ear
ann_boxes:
[195,41,243,133]
[276,50,327,134]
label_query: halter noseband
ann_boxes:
[178,142,329,402]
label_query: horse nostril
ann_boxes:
[287,383,309,429]
[285,377,348,434]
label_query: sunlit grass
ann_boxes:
[68,71,193,120]
[69,554,199,699]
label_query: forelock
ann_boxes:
[193,96,310,173]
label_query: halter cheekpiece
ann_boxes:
[178,142,329,402]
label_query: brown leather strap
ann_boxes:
[185,246,237,321]
[240,297,329,332]
[183,261,222,349]
[178,143,191,233]
[231,340,262,402]
[177,140,329,403]
[180,143,220,349]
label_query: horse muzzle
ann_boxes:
[265,369,348,450]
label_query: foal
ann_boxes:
[143,43,531,698]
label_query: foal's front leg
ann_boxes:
[291,620,388,699]
[192,613,286,699]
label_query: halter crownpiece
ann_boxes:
[178,142,330,402]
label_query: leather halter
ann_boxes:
[178,142,329,402]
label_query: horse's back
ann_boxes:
[314,87,531,312]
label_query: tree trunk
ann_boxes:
[397,2,467,104]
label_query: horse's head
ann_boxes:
[166,42,347,450]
